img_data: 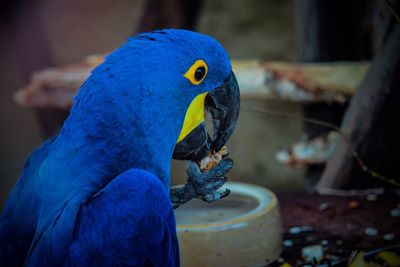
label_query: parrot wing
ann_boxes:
[0,138,54,266]
[64,169,179,267]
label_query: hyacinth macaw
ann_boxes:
[0,29,240,266]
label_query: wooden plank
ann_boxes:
[15,58,369,108]
[233,60,368,103]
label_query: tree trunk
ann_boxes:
[295,0,375,185]
[317,19,400,189]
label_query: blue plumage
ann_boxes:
[0,29,233,266]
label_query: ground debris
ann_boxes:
[384,234,396,241]
[390,208,400,218]
[302,245,324,263]
[319,202,336,212]
[267,192,400,267]
[284,240,294,247]
[364,228,379,237]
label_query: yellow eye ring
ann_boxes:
[184,59,208,85]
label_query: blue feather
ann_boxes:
[0,29,232,266]
[34,169,178,267]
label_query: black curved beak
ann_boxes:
[173,72,240,160]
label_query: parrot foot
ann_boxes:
[170,158,233,209]
[200,188,231,203]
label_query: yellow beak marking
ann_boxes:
[177,92,208,143]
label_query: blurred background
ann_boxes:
[0,0,302,208]
[0,0,399,208]
[1,1,400,265]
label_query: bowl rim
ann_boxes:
[176,182,277,231]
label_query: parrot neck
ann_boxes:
[53,98,181,192]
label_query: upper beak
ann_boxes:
[173,72,240,160]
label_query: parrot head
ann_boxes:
[69,29,239,179]
[172,62,240,160]
[162,30,241,160]
[122,29,240,161]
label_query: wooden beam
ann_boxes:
[15,59,368,109]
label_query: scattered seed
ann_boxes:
[364,227,378,236]
[319,203,334,211]
[383,233,395,241]
[283,240,294,247]
[321,240,329,247]
[391,207,400,217]
[289,226,302,235]
[302,244,324,263]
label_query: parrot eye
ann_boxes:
[194,67,206,81]
[184,59,208,85]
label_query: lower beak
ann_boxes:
[173,72,240,160]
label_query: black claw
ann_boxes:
[200,188,231,203]
[220,188,231,199]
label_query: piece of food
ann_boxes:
[198,146,229,172]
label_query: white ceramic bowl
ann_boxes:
[175,182,282,267]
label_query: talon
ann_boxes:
[220,188,230,199]
[201,188,230,203]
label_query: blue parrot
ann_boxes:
[0,29,240,266]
